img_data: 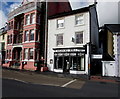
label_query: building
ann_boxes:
[3,0,71,70]
[0,26,7,65]
[99,24,120,77]
[47,4,99,75]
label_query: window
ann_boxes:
[30,30,34,41]
[31,13,35,24]
[26,15,30,25]
[29,48,34,59]
[75,14,84,25]
[57,19,64,28]
[10,35,12,44]
[24,49,28,59]
[2,34,5,40]
[56,34,63,46]
[11,21,13,29]
[7,35,9,44]
[25,31,29,41]
[37,14,40,24]
[75,32,83,44]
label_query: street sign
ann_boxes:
[91,54,102,59]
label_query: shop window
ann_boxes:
[25,31,29,41]
[30,30,34,41]
[31,13,35,24]
[56,34,63,46]
[35,49,39,60]
[75,32,83,44]
[57,19,64,28]
[75,14,84,25]
[54,57,63,69]
[24,48,28,59]
[29,48,34,59]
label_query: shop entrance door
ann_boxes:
[63,57,70,73]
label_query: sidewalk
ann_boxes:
[2,66,120,84]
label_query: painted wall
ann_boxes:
[47,12,90,74]
[107,30,113,57]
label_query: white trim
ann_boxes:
[53,69,63,73]
[70,70,86,74]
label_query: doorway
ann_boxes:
[63,57,70,73]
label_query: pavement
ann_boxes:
[2,66,120,84]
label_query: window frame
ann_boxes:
[57,19,64,29]
[75,14,84,26]
[75,31,83,44]
[24,48,28,60]
[29,48,34,60]
[25,30,29,42]
[56,34,63,46]
[30,29,34,41]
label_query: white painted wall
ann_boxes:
[47,12,90,74]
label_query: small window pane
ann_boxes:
[25,31,29,41]
[24,49,28,59]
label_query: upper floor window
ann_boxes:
[31,13,35,24]
[26,15,30,25]
[57,19,64,28]
[29,48,34,59]
[56,34,63,46]
[30,30,34,41]
[25,31,29,41]
[75,32,83,44]
[75,14,84,25]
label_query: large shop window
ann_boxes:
[29,48,34,59]
[75,32,83,44]
[56,34,63,46]
[24,48,28,59]
[54,57,63,69]
[57,19,64,28]
[75,14,84,25]
[54,54,85,71]
[30,30,34,41]
[25,31,29,41]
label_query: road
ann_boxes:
[2,68,119,97]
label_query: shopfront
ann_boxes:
[53,48,85,74]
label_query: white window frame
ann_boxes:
[30,29,34,41]
[29,48,34,60]
[57,19,64,28]
[75,31,83,44]
[25,30,29,42]
[75,14,84,25]
[26,15,30,25]
[31,13,35,24]
[24,48,28,60]
[56,34,63,46]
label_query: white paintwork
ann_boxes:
[91,54,102,59]
[102,61,117,77]
[47,12,90,74]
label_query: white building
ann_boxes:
[47,4,99,75]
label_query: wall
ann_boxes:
[47,12,90,74]
[107,30,113,57]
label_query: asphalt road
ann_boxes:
[2,78,119,97]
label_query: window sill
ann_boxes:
[75,24,85,27]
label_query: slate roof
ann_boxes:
[105,24,120,33]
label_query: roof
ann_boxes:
[105,24,120,33]
[48,4,96,19]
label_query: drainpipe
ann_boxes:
[44,0,48,67]
[87,42,91,80]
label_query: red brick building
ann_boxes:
[3,0,71,71]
